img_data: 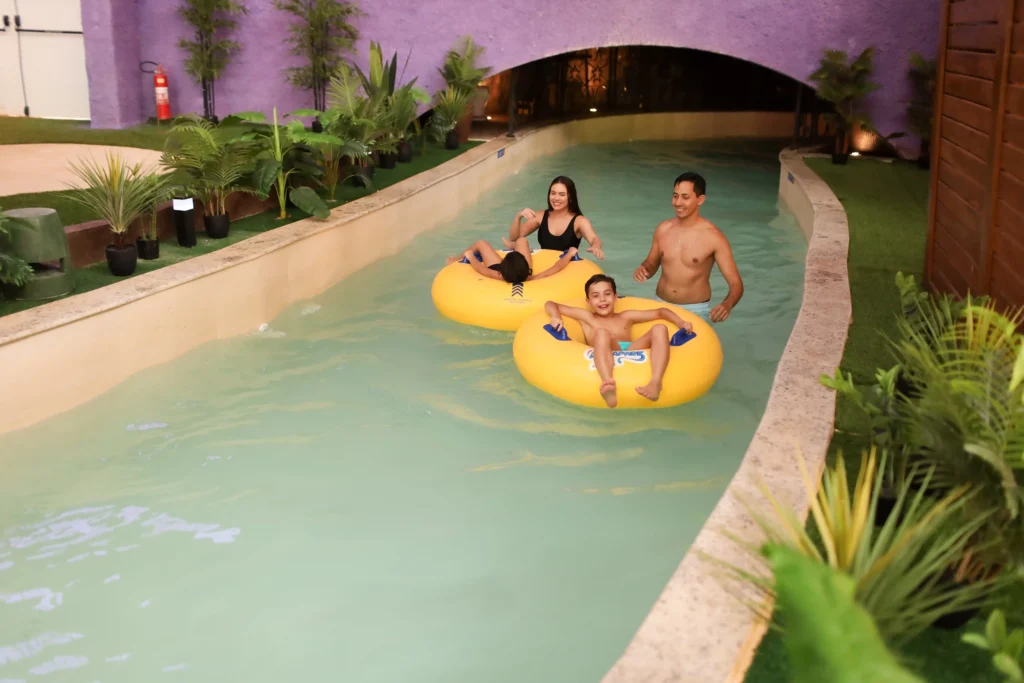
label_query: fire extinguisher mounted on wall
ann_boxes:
[140,61,171,123]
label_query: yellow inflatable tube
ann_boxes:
[512,296,724,409]
[431,249,603,331]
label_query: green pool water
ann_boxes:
[0,139,807,682]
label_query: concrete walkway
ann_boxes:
[0,144,163,197]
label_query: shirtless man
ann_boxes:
[633,172,743,323]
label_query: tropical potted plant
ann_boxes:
[233,107,338,220]
[429,86,473,150]
[136,172,172,260]
[808,46,880,164]
[275,0,362,126]
[437,35,492,144]
[350,42,430,167]
[289,108,370,202]
[906,52,938,170]
[62,153,161,277]
[160,114,259,239]
[706,447,1011,646]
[326,61,387,186]
[177,0,248,122]
[0,206,34,289]
[390,82,430,163]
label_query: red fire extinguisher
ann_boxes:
[154,66,171,122]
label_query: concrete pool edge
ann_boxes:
[0,110,795,435]
[599,147,852,683]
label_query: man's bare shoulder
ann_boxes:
[652,219,676,239]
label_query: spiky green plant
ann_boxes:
[0,207,34,287]
[139,172,174,241]
[707,447,1009,646]
[61,153,162,249]
[159,114,260,217]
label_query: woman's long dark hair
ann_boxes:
[547,176,582,215]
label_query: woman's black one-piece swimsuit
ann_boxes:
[537,210,583,251]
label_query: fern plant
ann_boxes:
[0,207,34,287]
[896,298,1024,572]
[275,0,362,112]
[177,0,248,121]
[160,114,260,217]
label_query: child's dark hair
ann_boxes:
[497,251,532,283]
[585,274,617,296]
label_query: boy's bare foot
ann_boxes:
[599,379,618,408]
[502,236,515,249]
[636,380,662,401]
[446,255,460,265]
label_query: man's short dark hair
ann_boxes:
[674,172,706,196]
[585,273,617,296]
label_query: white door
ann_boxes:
[0,0,26,117]
[11,0,90,120]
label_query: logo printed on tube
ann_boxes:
[584,348,648,371]
[173,198,194,211]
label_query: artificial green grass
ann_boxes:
[0,140,482,319]
[1,190,98,227]
[0,117,170,150]
[742,156,1008,683]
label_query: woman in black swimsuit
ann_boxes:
[505,176,605,259]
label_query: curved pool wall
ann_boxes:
[0,114,852,681]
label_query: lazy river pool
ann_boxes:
[0,138,806,682]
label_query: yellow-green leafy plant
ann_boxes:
[707,447,1008,646]
[62,153,161,249]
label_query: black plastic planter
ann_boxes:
[397,140,413,163]
[204,213,230,239]
[106,244,138,277]
[136,237,160,260]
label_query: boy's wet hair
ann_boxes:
[585,274,617,296]
[497,251,532,284]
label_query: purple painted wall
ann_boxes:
[81,0,141,129]
[84,0,941,153]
